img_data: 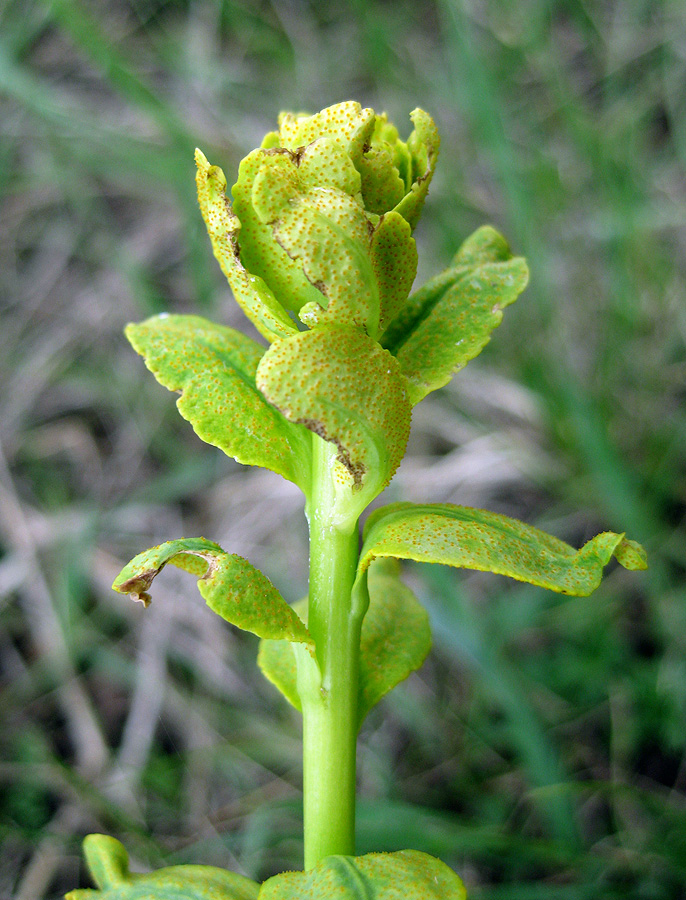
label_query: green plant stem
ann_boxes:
[299,437,362,868]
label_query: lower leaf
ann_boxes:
[258,850,466,899]
[112,538,313,646]
[359,502,647,596]
[66,835,259,900]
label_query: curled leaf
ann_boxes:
[66,834,259,900]
[126,314,312,492]
[259,850,465,900]
[359,502,647,596]
[112,538,313,645]
[195,148,297,342]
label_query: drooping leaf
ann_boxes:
[258,850,465,899]
[256,326,411,517]
[357,559,432,725]
[195,148,298,341]
[381,226,529,405]
[66,835,259,900]
[257,562,431,727]
[126,314,311,492]
[359,503,647,596]
[112,538,313,645]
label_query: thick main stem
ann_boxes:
[300,437,362,869]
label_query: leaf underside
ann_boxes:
[126,314,312,492]
[112,538,312,645]
[259,849,466,899]
[359,502,648,596]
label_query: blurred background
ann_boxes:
[1,0,685,897]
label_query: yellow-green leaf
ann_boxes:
[256,326,411,516]
[382,226,529,405]
[112,538,313,645]
[257,598,308,712]
[126,314,311,491]
[357,559,432,725]
[258,850,466,900]
[359,503,647,596]
[66,835,260,900]
[392,108,441,230]
[195,148,298,341]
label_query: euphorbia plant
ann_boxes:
[67,101,646,899]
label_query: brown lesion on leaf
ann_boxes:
[115,552,218,607]
[116,569,157,607]
[261,145,310,167]
[297,417,365,487]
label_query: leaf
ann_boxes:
[277,101,376,156]
[258,850,465,899]
[264,162,385,337]
[195,148,298,342]
[359,503,648,596]
[112,538,313,645]
[257,598,308,711]
[357,559,432,725]
[257,563,432,727]
[392,108,441,230]
[231,148,327,316]
[255,326,411,517]
[370,211,418,335]
[126,314,311,491]
[381,226,529,405]
[66,835,259,900]
[248,145,417,340]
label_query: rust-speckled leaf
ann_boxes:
[277,101,376,156]
[232,148,326,316]
[255,326,411,516]
[66,834,259,900]
[258,850,466,900]
[248,144,417,339]
[195,148,298,341]
[112,538,313,645]
[126,314,311,491]
[357,559,432,726]
[381,226,529,405]
[391,108,441,230]
[370,211,418,335]
[359,503,648,596]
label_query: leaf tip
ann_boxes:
[615,536,648,571]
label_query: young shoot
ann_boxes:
[68,101,646,900]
